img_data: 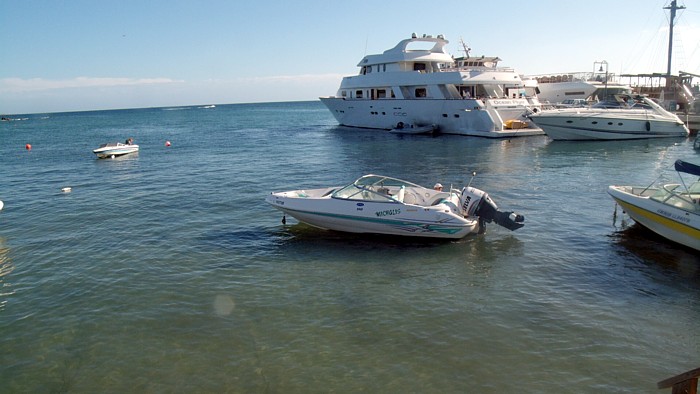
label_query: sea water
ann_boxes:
[0,101,699,393]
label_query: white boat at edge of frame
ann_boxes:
[608,159,700,251]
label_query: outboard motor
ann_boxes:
[460,187,525,231]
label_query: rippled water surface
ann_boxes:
[1,102,699,393]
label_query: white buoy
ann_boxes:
[0,200,4,211]
[61,187,72,193]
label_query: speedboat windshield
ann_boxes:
[331,174,420,202]
[648,160,700,213]
[355,174,420,188]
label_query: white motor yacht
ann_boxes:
[319,34,544,138]
[608,159,700,251]
[528,95,689,140]
[266,174,524,239]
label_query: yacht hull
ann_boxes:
[321,97,543,138]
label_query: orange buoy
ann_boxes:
[25,143,32,150]
[165,141,171,147]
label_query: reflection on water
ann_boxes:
[0,237,15,311]
[267,222,525,264]
[610,223,700,279]
[541,137,686,155]
[93,151,140,161]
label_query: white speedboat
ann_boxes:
[319,34,544,138]
[529,95,689,140]
[526,63,632,105]
[608,159,700,251]
[266,174,524,239]
[93,141,139,159]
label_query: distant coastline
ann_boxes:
[0,99,319,117]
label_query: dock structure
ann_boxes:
[658,367,700,394]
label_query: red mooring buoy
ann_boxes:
[25,143,32,150]
[165,141,171,147]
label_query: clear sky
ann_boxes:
[1,0,699,114]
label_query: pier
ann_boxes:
[658,367,700,393]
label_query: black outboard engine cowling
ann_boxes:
[460,187,525,231]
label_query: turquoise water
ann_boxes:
[1,101,699,393]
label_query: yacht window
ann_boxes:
[341,91,347,97]
[355,90,363,99]
[382,64,386,72]
[377,89,386,98]
[413,63,426,72]
[415,88,427,98]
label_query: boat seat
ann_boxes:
[428,192,453,206]
[403,192,417,204]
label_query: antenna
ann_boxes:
[459,37,471,58]
[466,171,477,187]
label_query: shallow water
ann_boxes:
[1,101,699,392]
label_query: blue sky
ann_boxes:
[1,0,699,114]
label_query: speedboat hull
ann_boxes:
[266,188,478,239]
[93,143,139,158]
[532,112,689,140]
[266,174,525,239]
[530,95,690,141]
[608,185,700,251]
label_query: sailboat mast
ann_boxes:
[664,0,685,76]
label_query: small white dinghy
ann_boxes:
[389,122,437,135]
